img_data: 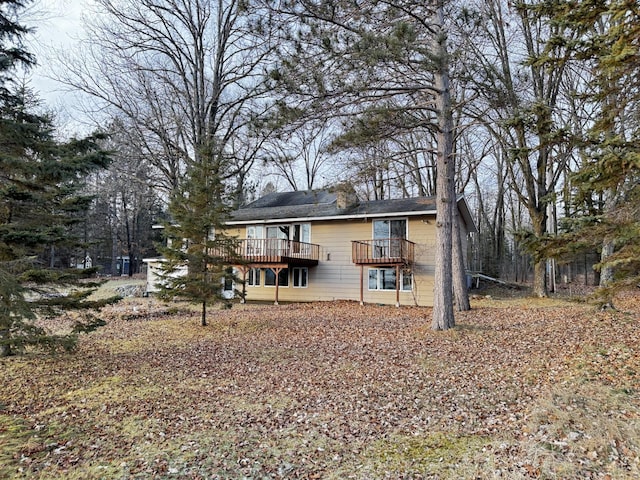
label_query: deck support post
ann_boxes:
[396,264,401,307]
[360,265,364,305]
[272,267,283,305]
[235,266,249,304]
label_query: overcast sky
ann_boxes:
[28,0,92,134]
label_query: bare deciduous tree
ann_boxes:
[457,0,579,297]
[53,0,278,200]
[261,119,336,191]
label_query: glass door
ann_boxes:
[373,219,406,258]
[246,225,264,256]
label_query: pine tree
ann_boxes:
[0,102,119,355]
[270,0,464,329]
[156,153,241,327]
[0,0,117,356]
[533,0,640,305]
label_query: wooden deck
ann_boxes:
[351,238,415,265]
[233,238,320,266]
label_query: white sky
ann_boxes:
[27,0,92,135]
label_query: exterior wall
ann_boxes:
[458,212,471,268]
[144,259,163,294]
[143,258,188,294]
[235,216,437,306]
[143,211,474,306]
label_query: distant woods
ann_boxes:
[37,0,640,301]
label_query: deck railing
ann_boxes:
[220,238,321,264]
[351,238,415,265]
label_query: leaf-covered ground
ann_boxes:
[1,293,639,479]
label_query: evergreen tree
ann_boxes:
[270,0,465,329]
[0,0,117,356]
[156,153,241,327]
[0,100,119,355]
[533,0,640,305]
[0,0,32,99]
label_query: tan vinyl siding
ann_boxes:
[226,226,244,239]
[234,216,438,306]
[404,216,436,306]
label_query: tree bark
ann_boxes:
[431,1,455,330]
[110,196,119,276]
[599,240,614,286]
[531,210,548,297]
[598,191,616,307]
[598,189,616,296]
[121,192,135,277]
[0,330,12,357]
[452,205,470,311]
[533,260,547,298]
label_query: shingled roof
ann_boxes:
[229,189,476,232]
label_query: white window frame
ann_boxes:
[246,226,264,256]
[264,268,289,287]
[247,223,311,242]
[372,218,408,258]
[372,218,408,239]
[292,267,308,288]
[247,267,261,287]
[368,267,412,291]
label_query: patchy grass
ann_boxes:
[521,381,640,479]
[1,293,640,478]
[88,276,146,301]
[362,432,492,478]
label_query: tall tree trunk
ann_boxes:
[599,240,614,286]
[452,206,470,311]
[201,300,207,327]
[431,1,455,330]
[533,260,547,297]
[597,189,617,307]
[531,210,548,297]
[110,196,119,276]
[121,192,135,277]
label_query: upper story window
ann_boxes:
[373,219,407,239]
[247,223,311,243]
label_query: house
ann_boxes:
[144,187,476,306]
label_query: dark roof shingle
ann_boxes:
[230,189,438,223]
